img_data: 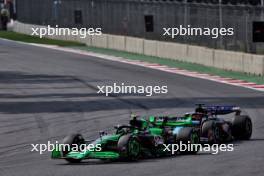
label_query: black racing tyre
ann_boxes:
[232,115,252,140]
[176,127,200,154]
[201,120,221,144]
[62,134,85,163]
[117,135,141,161]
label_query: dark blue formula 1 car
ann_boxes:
[184,104,253,143]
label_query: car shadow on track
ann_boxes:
[232,138,264,145]
[58,159,157,166]
[56,153,212,166]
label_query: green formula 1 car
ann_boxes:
[51,116,199,163]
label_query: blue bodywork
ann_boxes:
[203,105,240,115]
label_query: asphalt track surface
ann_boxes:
[0,39,264,176]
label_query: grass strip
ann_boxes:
[1,31,263,84]
[0,31,85,47]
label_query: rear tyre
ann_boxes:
[232,115,252,140]
[176,127,200,154]
[201,120,221,144]
[62,134,85,163]
[117,135,141,161]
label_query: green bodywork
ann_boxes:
[51,115,196,161]
[150,116,193,127]
[51,134,122,160]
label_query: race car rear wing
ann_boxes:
[202,105,241,115]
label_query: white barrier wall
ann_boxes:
[91,34,108,48]
[243,54,264,75]
[107,35,125,51]
[11,21,264,76]
[186,45,214,67]
[125,37,144,54]
[157,42,187,61]
[214,50,245,72]
[143,40,157,57]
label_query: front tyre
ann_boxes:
[117,135,141,161]
[232,115,252,140]
[176,127,200,154]
[62,134,85,163]
[201,120,222,144]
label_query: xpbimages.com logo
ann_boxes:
[30,141,102,154]
[163,25,234,39]
[97,83,168,96]
[163,141,234,155]
[31,25,102,38]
